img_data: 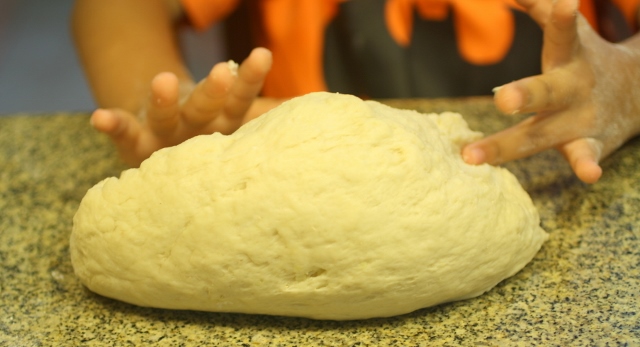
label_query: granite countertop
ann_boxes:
[1,98,638,346]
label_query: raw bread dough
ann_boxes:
[71,92,547,320]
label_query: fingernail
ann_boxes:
[492,85,503,93]
[497,84,524,115]
[463,147,486,164]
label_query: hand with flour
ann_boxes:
[72,0,280,167]
[89,49,277,167]
[462,0,640,184]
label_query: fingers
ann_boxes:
[461,110,586,166]
[92,108,171,167]
[223,47,273,122]
[474,0,615,185]
[180,61,236,127]
[145,72,181,135]
[516,0,580,67]
[91,108,140,142]
[89,49,272,167]
[542,0,579,68]
[462,134,604,184]
[493,70,580,115]
[91,108,145,162]
[180,47,272,134]
[461,119,606,184]
[494,0,582,116]
[557,137,603,184]
[461,117,541,166]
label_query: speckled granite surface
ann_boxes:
[1,98,638,346]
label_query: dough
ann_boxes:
[71,92,547,320]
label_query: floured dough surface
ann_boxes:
[71,92,547,320]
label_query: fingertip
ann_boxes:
[151,72,180,106]
[152,71,179,84]
[245,47,273,74]
[493,83,524,115]
[209,61,234,80]
[152,72,179,92]
[204,62,235,97]
[575,158,603,184]
[91,108,119,133]
[559,138,604,184]
[462,145,487,165]
[251,47,273,60]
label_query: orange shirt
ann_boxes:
[181,0,639,98]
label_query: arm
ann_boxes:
[462,0,640,184]
[72,0,281,166]
[72,0,190,113]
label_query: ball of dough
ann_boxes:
[71,92,547,320]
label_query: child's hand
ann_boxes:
[462,0,640,184]
[90,48,276,167]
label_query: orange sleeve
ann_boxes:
[258,0,343,97]
[180,0,240,30]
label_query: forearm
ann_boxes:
[72,0,191,113]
